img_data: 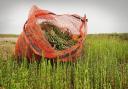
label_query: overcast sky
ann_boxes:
[0,0,128,34]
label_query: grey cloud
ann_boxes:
[0,0,128,34]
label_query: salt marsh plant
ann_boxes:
[0,34,128,89]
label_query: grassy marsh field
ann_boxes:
[0,33,128,89]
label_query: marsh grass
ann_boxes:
[0,34,128,89]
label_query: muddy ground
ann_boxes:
[0,37,17,42]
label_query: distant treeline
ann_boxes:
[0,34,18,38]
[88,33,128,40]
[0,33,127,40]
